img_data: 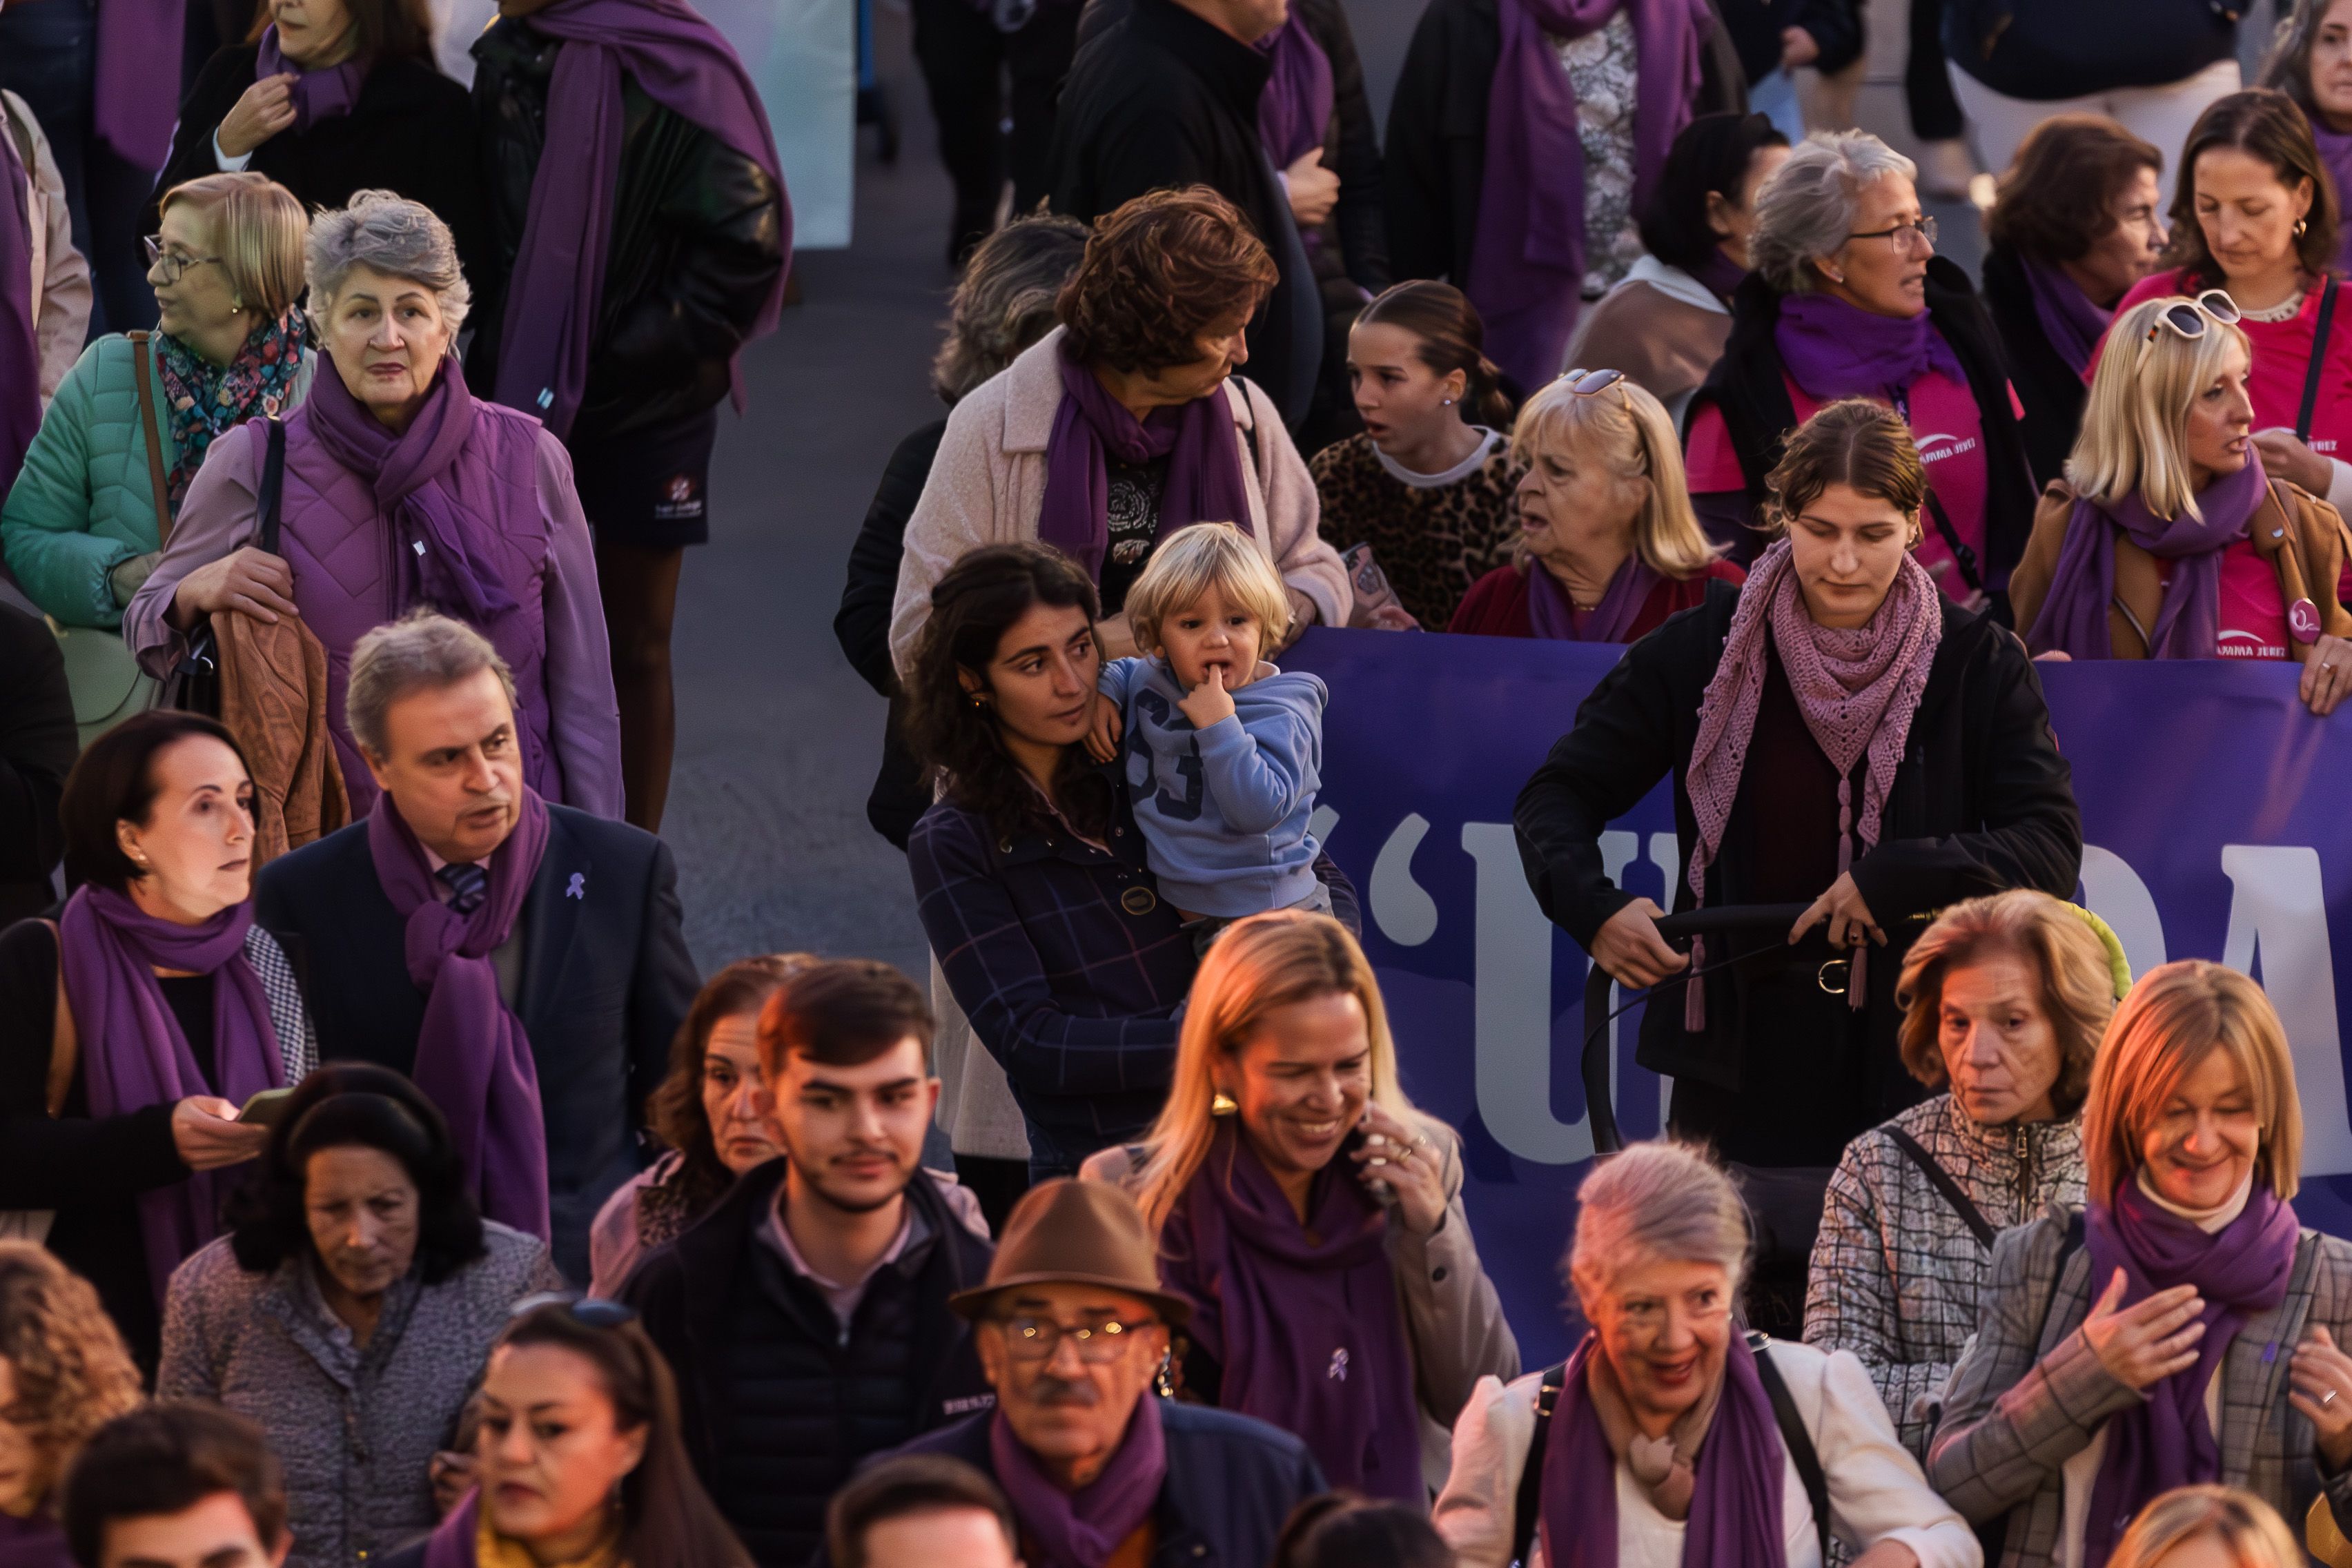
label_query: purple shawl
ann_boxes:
[1039,342,1255,585]
[365,792,552,1239]
[2081,1178,2299,1567]
[2317,120,2352,281]
[1468,0,1712,395]
[1538,1331,1789,1567]
[255,26,372,133]
[419,1491,480,1568]
[1776,293,1966,402]
[0,1511,71,1568]
[492,0,790,442]
[1158,1122,1422,1502]
[1688,246,1748,305]
[1255,13,1333,171]
[989,1395,1167,1568]
[2024,453,2269,660]
[307,353,520,625]
[1527,553,1660,643]
[93,0,182,169]
[59,887,285,1309]
[0,107,39,501]
[2019,255,2113,378]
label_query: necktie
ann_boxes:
[435,862,488,915]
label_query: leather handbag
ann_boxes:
[52,331,172,748]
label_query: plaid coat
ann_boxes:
[1927,1204,2352,1567]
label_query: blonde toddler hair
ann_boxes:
[1123,522,1293,656]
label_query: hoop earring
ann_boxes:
[1211,1090,1238,1117]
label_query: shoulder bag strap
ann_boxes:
[129,333,175,549]
[1511,1360,1569,1567]
[255,417,287,556]
[1882,1125,1999,1249]
[1921,487,1985,593]
[1750,1334,1834,1565]
[2301,275,2341,446]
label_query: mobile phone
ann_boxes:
[238,1088,297,1128]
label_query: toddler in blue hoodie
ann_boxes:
[1085,522,1328,936]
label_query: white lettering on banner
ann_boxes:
[2220,846,2352,1175]
[2077,845,2168,979]
[1371,812,1439,947]
[1463,822,1594,1164]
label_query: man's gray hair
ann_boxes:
[347,610,516,758]
[306,189,471,332]
[1750,130,1921,295]
[1567,1141,1750,1309]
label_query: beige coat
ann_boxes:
[888,326,1351,678]
[1,90,92,405]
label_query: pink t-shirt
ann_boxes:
[2106,270,2352,463]
[2153,539,2291,660]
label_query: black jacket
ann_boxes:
[1513,587,2081,1097]
[1687,259,2041,598]
[837,1401,1327,1568]
[1979,243,2086,489]
[147,49,490,295]
[623,1159,994,1567]
[1943,0,2236,101]
[0,603,72,925]
[1716,0,1863,85]
[837,420,947,849]
[467,19,788,444]
[253,804,699,1284]
[1048,0,1317,427]
[1384,0,1745,297]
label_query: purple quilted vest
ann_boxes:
[273,400,562,819]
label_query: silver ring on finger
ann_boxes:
[2327,1389,2339,1408]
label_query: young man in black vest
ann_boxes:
[625,959,994,1568]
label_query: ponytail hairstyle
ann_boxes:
[1353,281,1514,428]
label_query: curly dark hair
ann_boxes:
[1986,115,2164,266]
[0,1244,141,1509]
[1057,186,1278,375]
[223,1065,486,1284]
[2161,88,2339,289]
[904,542,1112,845]
[640,954,815,1228]
[933,212,1089,404]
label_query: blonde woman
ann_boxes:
[0,1242,144,1567]
[1081,910,1517,1502]
[2012,292,2352,715]
[1928,961,2352,1567]
[1450,369,1745,641]
[2109,1486,2303,1568]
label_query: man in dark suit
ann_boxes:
[255,611,696,1282]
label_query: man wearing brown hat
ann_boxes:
[843,1178,1326,1568]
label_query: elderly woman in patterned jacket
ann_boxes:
[1803,888,2122,1460]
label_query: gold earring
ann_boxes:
[1211,1090,1238,1117]
[2297,217,2311,238]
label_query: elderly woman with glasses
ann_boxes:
[1684,130,2037,604]
[1433,1140,1977,1568]
[2012,292,2352,714]
[122,189,621,821]
[157,1065,560,1568]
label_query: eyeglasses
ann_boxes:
[141,235,224,285]
[1845,216,1938,255]
[1556,366,1629,403]
[510,1292,639,1329]
[994,1314,1159,1364]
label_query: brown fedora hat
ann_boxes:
[950,1178,1192,1326]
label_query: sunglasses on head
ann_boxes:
[2142,289,2244,346]
[510,1292,638,1329]
[1556,367,1629,401]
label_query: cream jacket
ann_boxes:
[888,326,1350,678]
[2,90,92,405]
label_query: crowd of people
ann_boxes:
[9,0,2352,1565]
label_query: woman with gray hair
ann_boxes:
[124,190,621,824]
[1683,129,2037,604]
[1432,1141,1977,1568]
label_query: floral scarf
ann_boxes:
[153,306,306,513]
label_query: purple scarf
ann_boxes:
[0,1511,70,1568]
[989,1395,1167,1568]
[2081,1178,2299,1568]
[2025,453,2269,661]
[419,1491,480,1568]
[59,887,285,1309]
[1469,0,1712,395]
[1688,246,1748,305]
[1526,553,1661,643]
[1255,12,1333,171]
[93,0,182,169]
[1538,1331,1789,1567]
[307,353,519,625]
[365,792,552,1239]
[1157,1121,1422,1502]
[255,26,372,133]
[0,105,39,502]
[492,0,790,442]
[1038,341,1255,585]
[2316,121,2352,281]
[2019,255,2113,378]
[1776,293,1966,402]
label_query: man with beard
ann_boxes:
[625,958,996,1567]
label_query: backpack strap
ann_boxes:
[255,417,287,556]
[2300,275,2341,445]
[129,333,175,548]
[1882,1125,1998,1250]
[1750,1333,1833,1566]
[1511,1360,1569,1567]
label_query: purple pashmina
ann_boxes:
[1688,246,1748,304]
[0,1511,71,1568]
[492,0,790,442]
[1776,293,1966,401]
[1038,342,1255,584]
[59,887,286,1309]
[1468,0,1713,395]
[1538,1331,1790,1567]
[94,0,182,169]
[255,26,372,132]
[1158,1122,1421,1501]
[990,1395,1167,1568]
[419,1492,479,1568]
[2019,255,2113,378]
[2081,1178,2299,1568]
[1526,553,1660,643]
[1255,13,1333,170]
[0,110,39,500]
[307,353,520,625]
[2024,453,2269,660]
[2317,120,2352,280]
[365,792,553,1240]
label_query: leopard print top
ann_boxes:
[1311,431,1524,629]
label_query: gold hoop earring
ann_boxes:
[1211,1090,1238,1117]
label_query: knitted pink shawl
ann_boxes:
[1678,539,1942,1026]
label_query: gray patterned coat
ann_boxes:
[158,1222,560,1568]
[1925,1205,2352,1567]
